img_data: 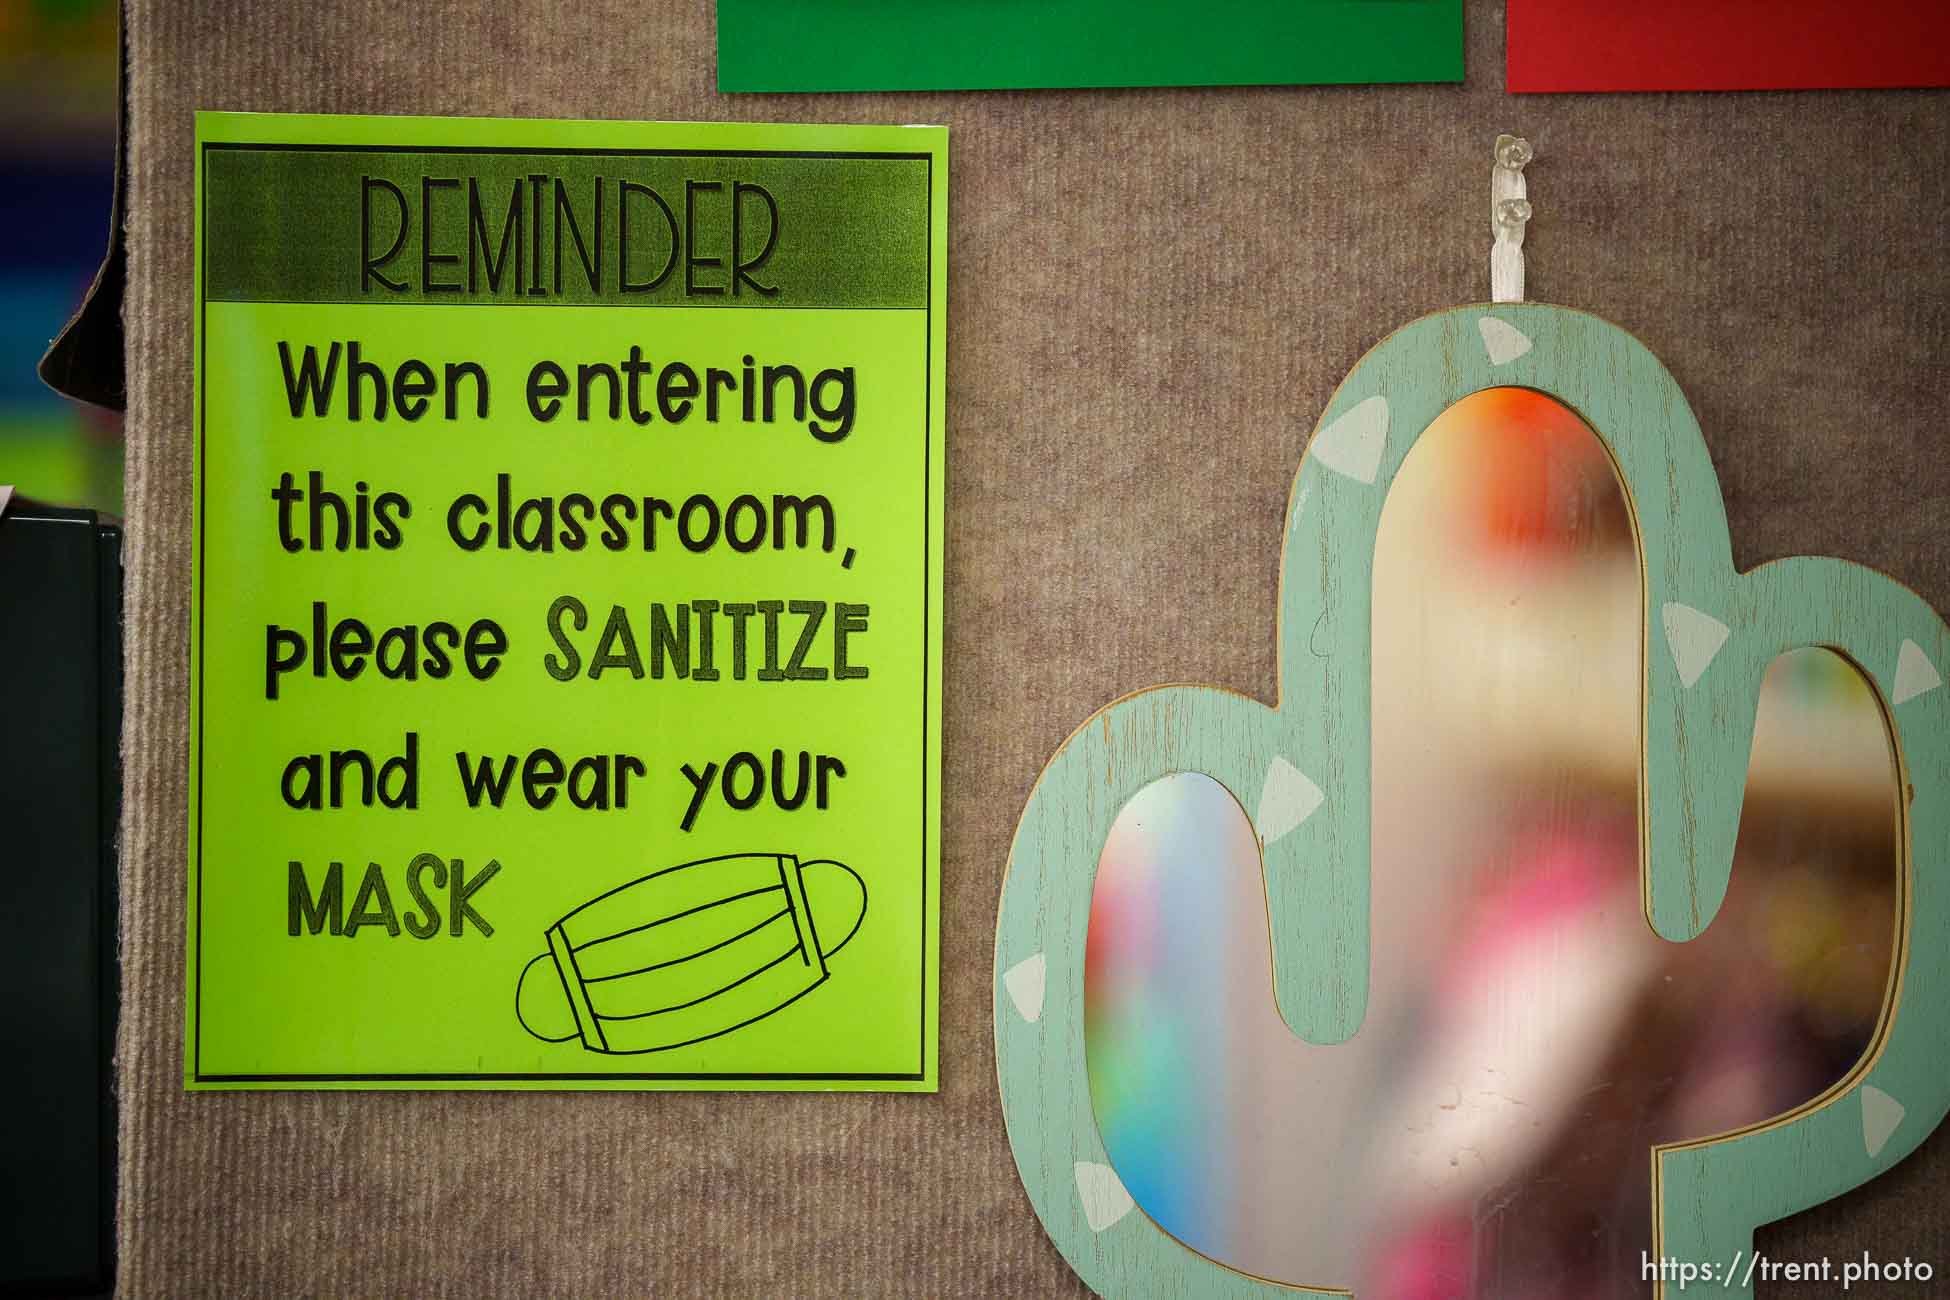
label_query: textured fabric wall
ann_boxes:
[117,2,1950,1294]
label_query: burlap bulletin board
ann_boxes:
[114,2,1950,1293]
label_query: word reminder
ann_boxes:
[188,113,945,1090]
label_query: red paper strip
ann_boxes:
[1509,0,1950,93]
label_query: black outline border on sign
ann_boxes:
[191,140,937,1086]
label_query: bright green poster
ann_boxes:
[188,113,945,1090]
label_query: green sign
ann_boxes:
[188,112,945,1090]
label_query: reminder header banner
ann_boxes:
[187,112,945,1090]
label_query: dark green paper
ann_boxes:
[716,0,1463,93]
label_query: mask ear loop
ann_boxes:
[1492,134,1534,304]
[515,951,579,1042]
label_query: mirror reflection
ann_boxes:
[1085,387,1899,1297]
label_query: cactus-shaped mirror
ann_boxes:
[1082,387,1898,1296]
[995,306,1950,1300]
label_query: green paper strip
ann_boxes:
[716,0,1463,93]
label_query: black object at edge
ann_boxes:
[36,6,127,413]
[0,504,122,1297]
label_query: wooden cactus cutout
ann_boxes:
[994,305,1950,1297]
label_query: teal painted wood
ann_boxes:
[993,303,1950,1297]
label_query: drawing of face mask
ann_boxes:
[516,852,866,1053]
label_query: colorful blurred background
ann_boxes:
[1086,387,1899,1297]
[1,0,122,512]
